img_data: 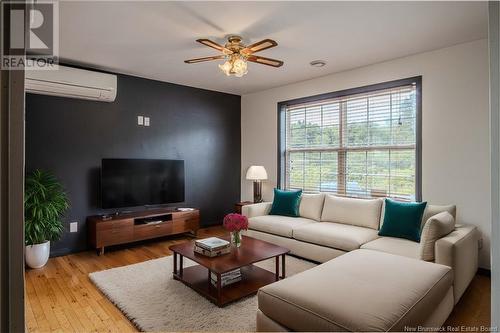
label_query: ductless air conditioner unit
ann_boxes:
[25,65,117,102]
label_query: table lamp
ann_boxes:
[246,166,268,203]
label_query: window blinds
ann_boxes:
[284,84,417,200]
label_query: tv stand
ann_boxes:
[88,207,200,255]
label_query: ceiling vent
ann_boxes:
[310,60,327,67]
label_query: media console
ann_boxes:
[88,208,200,255]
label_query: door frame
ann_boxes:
[0,1,26,331]
[489,1,500,327]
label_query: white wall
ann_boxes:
[241,39,491,268]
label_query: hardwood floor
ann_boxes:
[444,273,491,328]
[25,226,491,332]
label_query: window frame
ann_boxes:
[277,76,422,201]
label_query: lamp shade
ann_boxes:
[246,165,268,180]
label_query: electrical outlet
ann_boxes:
[144,117,150,126]
[137,115,144,125]
[70,222,78,233]
[478,238,483,250]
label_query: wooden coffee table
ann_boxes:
[169,235,290,307]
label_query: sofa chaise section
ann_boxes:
[257,249,454,332]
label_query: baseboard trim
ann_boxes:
[477,267,491,276]
[50,247,73,257]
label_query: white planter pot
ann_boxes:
[25,241,50,269]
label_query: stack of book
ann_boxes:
[194,237,230,257]
[210,269,242,287]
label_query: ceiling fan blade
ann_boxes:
[184,55,225,64]
[196,39,233,54]
[241,39,278,55]
[247,55,283,67]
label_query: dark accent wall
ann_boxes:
[26,73,241,256]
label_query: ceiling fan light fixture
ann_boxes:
[185,36,283,77]
[232,58,248,77]
[218,60,233,76]
[218,55,248,77]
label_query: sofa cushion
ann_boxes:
[248,215,314,238]
[258,249,453,332]
[299,193,325,221]
[321,195,383,229]
[361,237,419,259]
[269,188,302,217]
[422,204,457,225]
[380,202,457,230]
[419,212,456,261]
[292,222,379,251]
[378,199,427,242]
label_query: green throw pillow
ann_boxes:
[378,198,427,242]
[269,189,302,217]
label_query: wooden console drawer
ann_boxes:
[172,218,198,233]
[134,222,172,241]
[97,219,133,231]
[97,226,134,247]
[175,211,199,219]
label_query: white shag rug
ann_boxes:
[89,254,316,332]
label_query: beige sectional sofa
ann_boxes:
[242,194,479,331]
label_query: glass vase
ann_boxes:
[231,230,242,248]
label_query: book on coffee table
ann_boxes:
[194,244,230,257]
[210,276,241,287]
[210,268,242,287]
[195,237,230,251]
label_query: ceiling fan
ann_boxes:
[184,35,284,77]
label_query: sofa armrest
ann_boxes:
[435,224,479,304]
[242,202,272,218]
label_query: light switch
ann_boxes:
[70,222,78,233]
[137,116,144,125]
[144,117,150,126]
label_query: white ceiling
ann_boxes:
[60,1,488,95]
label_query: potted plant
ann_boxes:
[25,170,69,268]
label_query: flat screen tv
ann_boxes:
[101,158,185,209]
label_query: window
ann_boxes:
[278,77,421,201]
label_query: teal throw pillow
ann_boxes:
[378,198,427,242]
[269,189,302,217]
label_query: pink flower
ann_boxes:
[223,213,249,232]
